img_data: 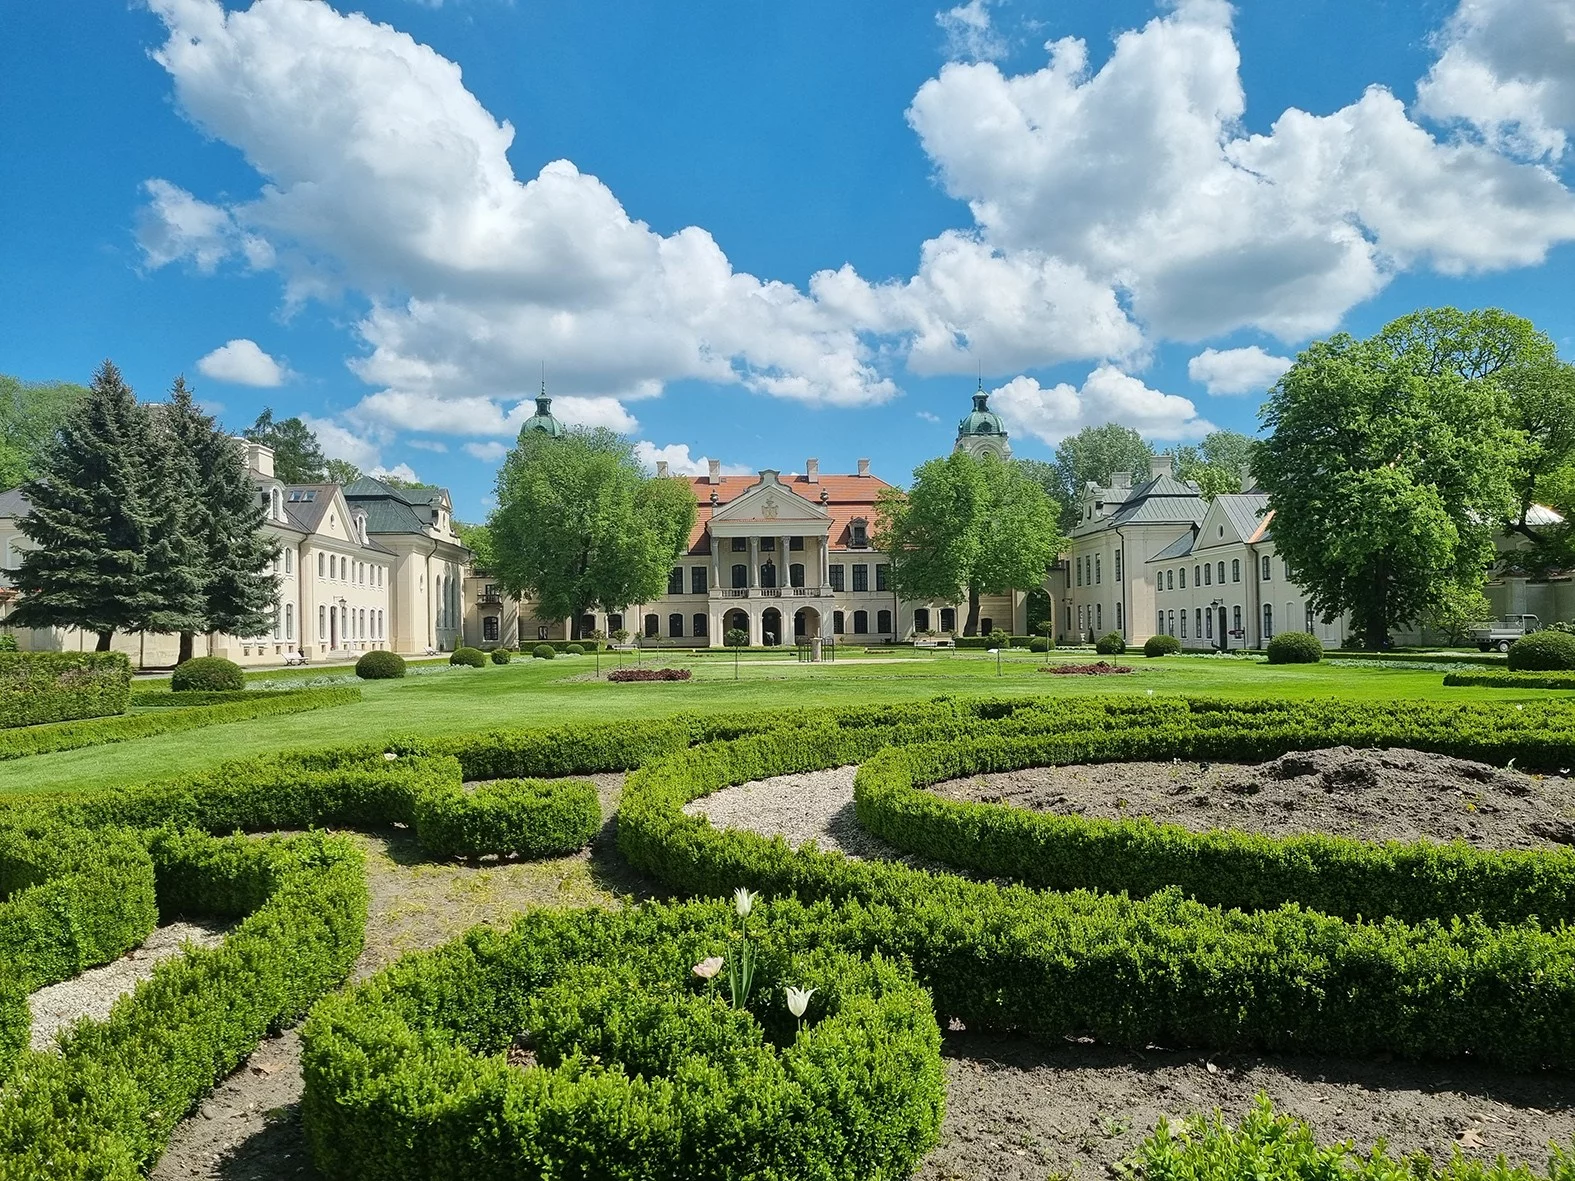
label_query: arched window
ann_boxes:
[1166,570,1173,591]
[913,608,930,632]
[1193,565,1200,586]
[1232,559,1241,582]
[1233,604,1242,635]
[608,613,623,632]
[1204,563,1211,586]
[285,603,294,641]
[760,561,776,589]
[877,609,892,634]
[1180,611,1187,639]
[939,607,955,632]
[1261,555,1272,580]
[1263,603,1273,641]
[833,611,845,633]
[361,609,368,639]
[731,564,748,589]
[980,616,992,634]
[318,552,325,578]
[693,614,708,638]
[1115,603,1123,630]
[579,614,596,636]
[853,610,868,634]
[1167,610,1175,636]
[284,549,292,574]
[1306,604,1315,634]
[1180,567,1187,589]
[641,614,657,638]
[319,605,327,641]
[1217,562,1224,585]
[668,613,684,637]
[1157,611,1163,634]
[1096,604,1102,630]
[1195,607,1203,638]
[273,609,282,640]
[789,563,804,588]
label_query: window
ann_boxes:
[852,564,868,592]
[1261,555,1272,580]
[1263,603,1273,641]
[318,553,325,578]
[1095,555,1102,584]
[731,537,746,551]
[876,564,889,591]
[1166,570,1173,591]
[284,550,292,574]
[1195,607,1203,639]
[1167,610,1175,636]
[694,614,708,638]
[1232,604,1241,636]
[644,614,659,638]
[1217,562,1224,586]
[1193,565,1200,586]
[760,561,777,589]
[914,607,931,632]
[1078,605,1085,632]
[1180,611,1187,639]
[1205,608,1213,640]
[790,563,805,588]
[1115,550,1122,583]
[1180,567,1187,589]
[833,610,845,634]
[761,537,776,552]
[1115,604,1123,630]
[378,610,384,639]
[731,564,748,589]
[877,609,892,634]
[1157,611,1164,635]
[691,567,707,595]
[538,626,550,640]
[483,617,499,642]
[828,564,844,591]
[853,610,868,634]
[1204,563,1211,586]
[579,614,596,636]
[1076,559,1083,588]
[273,609,282,640]
[668,567,684,595]
[319,606,326,640]
[789,537,803,551]
[668,613,684,638]
[942,607,957,632]
[1096,604,1103,630]
[1306,604,1315,633]
[609,613,625,633]
[1232,559,1241,582]
[285,603,294,641]
[851,521,868,548]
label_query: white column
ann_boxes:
[748,536,759,588]
[819,535,829,590]
[711,543,721,593]
[748,608,762,647]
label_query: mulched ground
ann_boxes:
[932,746,1575,851]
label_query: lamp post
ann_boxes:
[989,647,1001,676]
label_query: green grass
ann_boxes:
[1,649,1559,797]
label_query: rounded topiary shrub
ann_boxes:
[356,651,407,680]
[533,643,556,660]
[1144,634,1181,658]
[1508,630,1575,671]
[1028,637,1051,653]
[564,642,585,656]
[171,656,245,693]
[449,647,487,668]
[1266,631,1323,664]
[489,649,511,665]
[1094,632,1126,656]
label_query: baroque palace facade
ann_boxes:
[0,441,470,667]
[465,388,1030,649]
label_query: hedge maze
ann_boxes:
[4,695,1575,1178]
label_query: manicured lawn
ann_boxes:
[0,649,1556,797]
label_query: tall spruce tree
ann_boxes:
[8,361,166,649]
[161,378,278,662]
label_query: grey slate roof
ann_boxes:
[0,487,30,519]
[1213,493,1271,545]
[1104,473,1206,529]
[1148,529,1198,562]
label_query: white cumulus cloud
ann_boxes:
[195,338,292,387]
[633,442,751,477]
[462,441,507,462]
[1187,346,1293,396]
[937,0,1006,61]
[300,414,383,471]
[991,366,1214,446]
[370,462,420,483]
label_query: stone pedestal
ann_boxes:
[811,636,822,663]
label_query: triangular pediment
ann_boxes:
[710,471,830,526]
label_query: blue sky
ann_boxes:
[2,0,1572,518]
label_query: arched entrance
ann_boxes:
[761,607,783,646]
[724,608,749,643]
[794,606,821,639]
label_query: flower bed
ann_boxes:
[608,667,693,682]
[1040,660,1133,675]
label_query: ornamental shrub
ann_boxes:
[1265,631,1323,664]
[533,643,556,660]
[1508,629,1575,671]
[171,656,245,692]
[449,646,487,668]
[564,642,585,655]
[0,650,131,728]
[1443,670,1575,690]
[489,648,511,664]
[725,628,749,648]
[1029,637,1052,653]
[1144,634,1181,658]
[411,777,601,859]
[1094,631,1126,655]
[356,651,407,679]
[989,628,1011,649]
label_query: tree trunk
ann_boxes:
[570,611,583,642]
[95,630,113,652]
[962,585,981,636]
[178,630,195,664]
[1364,567,1388,651]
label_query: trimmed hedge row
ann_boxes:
[0,829,367,1179]
[615,698,1575,1069]
[0,822,158,1072]
[130,688,308,707]
[1445,670,1575,690]
[300,902,944,1180]
[853,733,1575,927]
[0,651,131,729]
[0,685,363,761]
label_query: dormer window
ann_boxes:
[850,519,868,548]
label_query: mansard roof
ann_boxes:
[1101,473,1207,529]
[342,476,454,536]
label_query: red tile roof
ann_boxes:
[683,473,893,554]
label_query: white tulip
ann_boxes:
[692,956,725,980]
[733,887,756,918]
[785,986,815,1019]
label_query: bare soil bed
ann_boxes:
[932,746,1575,851]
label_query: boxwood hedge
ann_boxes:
[0,651,130,729]
[1444,670,1575,690]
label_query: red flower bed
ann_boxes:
[1040,661,1134,676]
[607,667,693,682]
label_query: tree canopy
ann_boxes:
[1256,311,1521,649]
[1171,430,1258,499]
[1030,425,1155,531]
[875,451,1065,636]
[488,428,696,639]
[243,408,328,483]
[455,521,497,571]
[0,374,89,489]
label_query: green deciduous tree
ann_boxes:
[1172,430,1258,499]
[243,408,327,483]
[1256,313,1519,650]
[0,375,89,488]
[159,377,279,662]
[455,521,497,571]
[875,452,1065,636]
[489,428,697,640]
[1047,425,1154,532]
[1422,581,1493,646]
[8,362,170,649]
[325,458,362,485]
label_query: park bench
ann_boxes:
[913,637,955,650]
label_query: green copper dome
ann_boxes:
[520,390,565,438]
[958,388,1005,438]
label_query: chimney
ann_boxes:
[1149,453,1173,479]
[1239,463,1255,493]
[656,460,669,478]
[1111,471,1132,490]
[707,458,721,484]
[233,437,275,479]
[806,458,819,483]
[857,458,871,477]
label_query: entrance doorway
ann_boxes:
[793,606,821,639]
[761,607,783,646]
[724,608,749,643]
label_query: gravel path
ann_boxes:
[29,920,229,1051]
[683,765,909,860]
